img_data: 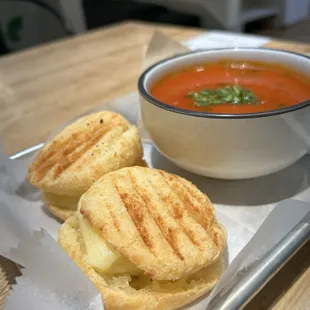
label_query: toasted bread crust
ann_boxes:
[46,204,75,222]
[58,214,224,310]
[42,160,149,222]
[28,111,143,196]
[79,167,226,281]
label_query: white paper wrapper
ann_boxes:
[5,230,103,310]
[1,31,310,310]
[182,31,270,50]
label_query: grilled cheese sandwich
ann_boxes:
[28,111,144,221]
[58,166,227,310]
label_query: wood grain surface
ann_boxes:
[0,21,309,310]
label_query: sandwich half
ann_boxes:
[28,111,144,221]
[58,166,227,310]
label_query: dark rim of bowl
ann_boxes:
[138,47,310,119]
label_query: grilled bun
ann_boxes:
[45,159,149,221]
[28,111,144,220]
[58,167,226,309]
[78,166,226,280]
[59,215,224,310]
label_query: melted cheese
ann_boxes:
[78,204,141,275]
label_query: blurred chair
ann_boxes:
[0,0,75,55]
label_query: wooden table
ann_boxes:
[0,21,310,309]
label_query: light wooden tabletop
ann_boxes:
[0,21,310,309]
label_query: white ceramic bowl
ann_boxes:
[138,48,310,179]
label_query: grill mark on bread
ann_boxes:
[34,126,103,180]
[36,131,95,173]
[36,113,118,166]
[79,207,88,217]
[170,178,218,250]
[34,140,66,168]
[109,205,122,234]
[81,199,121,237]
[112,174,156,256]
[161,171,214,231]
[182,186,215,230]
[32,117,126,182]
[179,178,215,225]
[209,224,223,250]
[128,171,185,261]
[76,126,133,172]
[154,173,205,250]
[53,128,105,179]
[46,126,109,178]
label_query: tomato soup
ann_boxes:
[150,59,310,114]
